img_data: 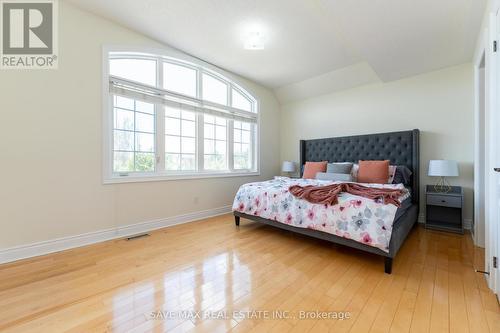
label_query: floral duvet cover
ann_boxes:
[232,177,410,252]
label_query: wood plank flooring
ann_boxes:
[0,214,499,332]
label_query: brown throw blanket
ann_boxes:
[289,182,405,207]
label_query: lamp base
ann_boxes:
[434,177,451,193]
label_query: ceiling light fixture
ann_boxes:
[244,31,265,50]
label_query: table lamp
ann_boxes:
[428,160,459,193]
[282,161,296,177]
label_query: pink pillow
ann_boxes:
[302,161,328,179]
[357,160,390,184]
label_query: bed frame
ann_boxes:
[234,129,420,274]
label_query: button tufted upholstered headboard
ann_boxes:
[300,129,420,204]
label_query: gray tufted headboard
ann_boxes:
[300,129,420,204]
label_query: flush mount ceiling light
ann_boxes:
[243,31,265,50]
[239,20,268,51]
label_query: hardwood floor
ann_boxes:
[0,214,499,332]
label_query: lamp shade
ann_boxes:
[282,161,295,173]
[428,160,459,177]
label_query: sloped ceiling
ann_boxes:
[66,0,486,100]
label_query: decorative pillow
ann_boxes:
[316,172,353,182]
[351,163,359,181]
[387,165,397,183]
[302,161,328,179]
[357,160,390,184]
[392,166,413,185]
[326,162,353,174]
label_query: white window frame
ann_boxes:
[102,46,260,184]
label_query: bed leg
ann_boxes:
[234,215,240,226]
[384,257,393,274]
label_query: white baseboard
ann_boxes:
[0,205,232,265]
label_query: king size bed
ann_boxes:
[232,130,420,274]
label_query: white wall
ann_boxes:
[280,64,474,222]
[0,1,281,249]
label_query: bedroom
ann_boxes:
[0,0,499,332]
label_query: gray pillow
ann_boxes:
[393,166,413,185]
[316,172,353,182]
[326,162,353,174]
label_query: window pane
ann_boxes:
[182,110,196,121]
[181,154,196,170]
[114,152,134,172]
[204,113,227,171]
[234,129,241,142]
[114,108,134,130]
[234,156,247,170]
[115,96,134,110]
[204,114,214,124]
[165,105,181,118]
[112,95,156,174]
[242,122,251,131]
[165,153,180,170]
[182,137,195,154]
[204,154,227,170]
[234,149,251,170]
[215,117,226,126]
[136,112,154,133]
[165,135,180,153]
[232,88,252,111]
[214,154,227,170]
[165,117,181,135]
[182,120,196,137]
[215,125,226,140]
[202,74,227,105]
[204,155,215,170]
[242,130,250,143]
[241,143,249,154]
[204,139,214,154]
[135,153,155,172]
[135,133,154,152]
[215,141,226,155]
[234,143,241,154]
[136,101,154,114]
[163,62,197,97]
[114,130,134,151]
[164,107,197,171]
[110,58,157,86]
[204,123,214,139]
[233,123,252,170]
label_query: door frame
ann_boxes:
[486,9,500,294]
[486,12,496,292]
[475,2,500,295]
[491,10,500,295]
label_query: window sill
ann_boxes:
[103,171,261,184]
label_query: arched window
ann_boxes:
[103,50,258,182]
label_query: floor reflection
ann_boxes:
[104,250,253,330]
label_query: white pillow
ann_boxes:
[351,164,359,181]
[316,172,353,182]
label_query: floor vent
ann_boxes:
[126,233,150,241]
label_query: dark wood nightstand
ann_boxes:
[425,185,464,234]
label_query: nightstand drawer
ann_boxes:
[427,194,461,208]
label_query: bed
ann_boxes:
[233,129,420,274]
